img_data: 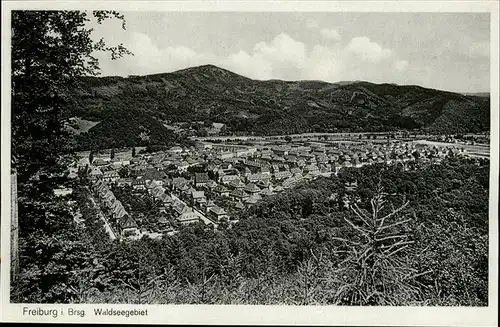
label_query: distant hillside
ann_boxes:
[66,64,490,150]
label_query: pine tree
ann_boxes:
[11,10,131,303]
[328,183,424,305]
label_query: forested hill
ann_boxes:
[67,64,490,150]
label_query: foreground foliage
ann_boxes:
[12,157,489,305]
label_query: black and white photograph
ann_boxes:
[1,1,498,325]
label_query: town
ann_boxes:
[56,132,489,242]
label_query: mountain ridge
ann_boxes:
[67,64,490,150]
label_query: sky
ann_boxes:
[90,12,490,93]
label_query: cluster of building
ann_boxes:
[91,179,138,238]
[77,138,465,240]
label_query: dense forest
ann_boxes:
[64,65,490,150]
[72,110,185,150]
[12,157,489,305]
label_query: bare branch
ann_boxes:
[375,234,408,242]
[377,218,412,233]
[376,201,410,231]
[351,203,372,228]
[331,237,362,245]
[344,217,371,239]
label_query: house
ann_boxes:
[221,174,240,184]
[214,184,230,197]
[247,173,271,183]
[111,200,128,219]
[77,157,90,169]
[172,200,190,215]
[235,201,245,210]
[116,178,133,187]
[283,176,303,189]
[178,183,191,194]
[143,168,165,182]
[274,171,292,180]
[158,192,173,207]
[229,179,245,189]
[112,159,131,168]
[132,164,148,175]
[244,183,261,194]
[132,178,146,191]
[261,154,273,161]
[93,158,108,166]
[218,152,235,160]
[273,185,284,193]
[205,180,218,189]
[187,157,203,166]
[118,215,138,237]
[205,199,216,212]
[260,166,271,175]
[192,190,207,204]
[245,159,267,168]
[195,172,210,187]
[303,164,320,174]
[304,170,321,180]
[208,205,228,222]
[177,210,201,225]
[93,179,108,194]
[272,147,288,156]
[260,149,272,156]
[260,187,274,197]
[171,177,190,191]
[245,193,262,205]
[150,183,165,197]
[230,188,249,200]
[102,170,120,183]
[170,146,183,154]
[89,167,103,180]
[187,186,197,196]
[257,179,271,188]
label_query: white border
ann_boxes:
[1,1,499,326]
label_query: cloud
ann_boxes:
[345,36,393,62]
[224,50,273,80]
[97,31,409,86]
[97,32,216,76]
[223,33,307,80]
[320,28,342,42]
[302,45,341,80]
[254,33,307,67]
[222,33,408,84]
